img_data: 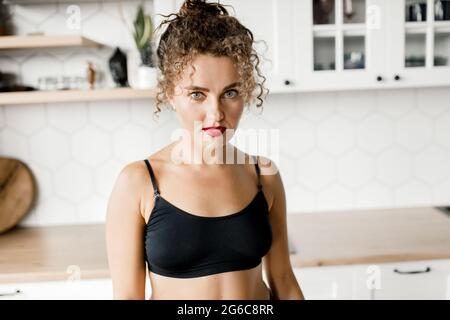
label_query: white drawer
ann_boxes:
[367,259,450,300]
[294,259,450,300]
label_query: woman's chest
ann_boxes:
[144,198,272,275]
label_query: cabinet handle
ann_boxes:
[394,74,401,81]
[376,75,383,82]
[0,289,22,297]
[393,266,431,275]
[284,80,291,86]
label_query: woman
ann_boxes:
[106,0,304,300]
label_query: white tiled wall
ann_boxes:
[1,1,450,227]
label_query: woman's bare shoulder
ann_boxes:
[113,155,163,220]
[121,148,168,183]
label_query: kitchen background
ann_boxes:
[1,0,450,301]
[1,0,450,227]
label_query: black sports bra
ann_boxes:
[143,156,273,278]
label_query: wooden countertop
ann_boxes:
[288,206,450,268]
[0,224,109,284]
[1,206,450,283]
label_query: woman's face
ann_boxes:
[167,54,245,150]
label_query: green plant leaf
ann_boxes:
[133,5,145,47]
[139,16,152,48]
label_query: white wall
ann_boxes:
[1,1,450,227]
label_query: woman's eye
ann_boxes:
[189,92,204,100]
[189,90,238,101]
[224,89,239,98]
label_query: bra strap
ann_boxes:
[253,155,263,191]
[144,159,160,198]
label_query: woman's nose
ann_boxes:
[206,98,225,122]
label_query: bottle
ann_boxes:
[435,0,444,20]
[86,61,96,90]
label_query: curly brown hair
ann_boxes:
[151,0,269,120]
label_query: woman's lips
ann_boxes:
[202,126,226,137]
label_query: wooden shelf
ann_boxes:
[4,0,122,4]
[313,23,366,38]
[0,35,103,50]
[0,88,156,105]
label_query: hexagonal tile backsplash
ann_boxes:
[1,1,450,228]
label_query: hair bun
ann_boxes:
[179,0,228,17]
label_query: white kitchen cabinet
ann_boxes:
[294,259,450,300]
[153,0,299,93]
[296,0,388,91]
[156,0,385,92]
[0,278,113,300]
[387,0,450,88]
[296,0,450,91]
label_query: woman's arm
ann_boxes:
[259,156,305,300]
[105,162,147,300]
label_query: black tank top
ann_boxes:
[143,156,273,278]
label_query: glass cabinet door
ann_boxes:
[298,0,386,91]
[433,0,450,68]
[388,0,450,86]
[313,0,366,71]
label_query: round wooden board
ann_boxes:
[0,157,36,234]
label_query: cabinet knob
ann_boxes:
[394,74,401,81]
[284,80,291,86]
[376,75,383,82]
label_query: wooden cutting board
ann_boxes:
[0,157,36,234]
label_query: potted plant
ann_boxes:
[131,5,157,89]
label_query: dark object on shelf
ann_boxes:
[0,2,12,35]
[405,55,425,67]
[0,70,16,88]
[314,63,324,71]
[313,0,335,24]
[434,56,448,66]
[405,55,448,67]
[344,52,365,69]
[406,2,427,22]
[108,47,129,87]
[435,0,450,20]
[1,71,35,91]
[314,62,336,71]
[435,206,450,217]
[0,85,36,92]
[445,0,450,20]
